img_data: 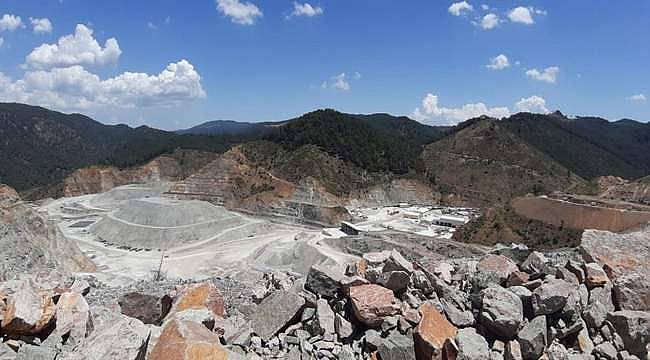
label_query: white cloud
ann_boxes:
[476,13,500,30]
[353,71,361,80]
[0,37,3,48]
[29,17,52,34]
[525,66,559,83]
[0,14,24,32]
[288,2,323,18]
[481,4,489,11]
[147,21,157,30]
[515,95,549,113]
[216,0,263,25]
[26,24,121,69]
[448,1,474,16]
[627,94,647,103]
[321,72,361,91]
[0,60,205,110]
[412,93,510,125]
[486,54,510,70]
[508,6,545,25]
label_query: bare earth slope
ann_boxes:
[0,184,95,280]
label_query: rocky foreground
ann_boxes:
[0,229,649,360]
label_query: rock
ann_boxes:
[335,313,353,340]
[119,292,172,325]
[400,304,421,325]
[583,263,609,289]
[69,278,91,296]
[565,261,585,284]
[167,282,225,320]
[583,301,608,330]
[580,230,650,311]
[411,271,435,296]
[518,315,547,360]
[532,278,573,315]
[481,286,524,339]
[250,290,305,341]
[433,262,455,284]
[340,276,369,295]
[0,343,15,360]
[15,344,57,360]
[1,280,56,336]
[414,302,457,360]
[305,265,343,299]
[606,311,650,358]
[477,255,519,283]
[441,298,475,327]
[376,330,416,360]
[576,325,594,354]
[378,271,410,292]
[555,268,579,286]
[507,272,530,288]
[505,340,523,360]
[65,314,150,360]
[149,319,227,360]
[54,292,92,344]
[455,328,490,360]
[363,250,413,284]
[316,298,335,336]
[521,252,549,274]
[594,342,618,360]
[349,284,400,327]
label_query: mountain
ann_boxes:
[177,120,267,136]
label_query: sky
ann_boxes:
[0,0,648,130]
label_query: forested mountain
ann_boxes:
[177,120,267,136]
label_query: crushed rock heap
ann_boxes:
[1,232,649,360]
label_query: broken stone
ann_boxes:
[583,301,608,330]
[518,315,547,360]
[606,310,650,358]
[1,280,56,336]
[119,292,172,325]
[441,298,475,327]
[506,272,530,287]
[54,292,93,344]
[316,298,335,336]
[576,324,594,354]
[376,330,416,360]
[480,286,523,339]
[149,319,227,360]
[378,271,410,292]
[594,342,617,360]
[349,284,400,327]
[250,290,305,341]
[69,278,91,296]
[455,328,490,360]
[414,302,457,360]
[477,255,519,284]
[521,252,549,275]
[555,267,579,286]
[15,344,57,360]
[335,313,353,340]
[505,340,523,360]
[400,304,421,325]
[305,264,343,299]
[167,282,225,321]
[532,278,573,315]
[584,263,609,289]
[340,276,369,295]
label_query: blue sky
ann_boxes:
[0,0,648,130]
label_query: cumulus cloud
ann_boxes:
[526,66,559,83]
[627,94,647,103]
[486,54,510,70]
[515,95,549,113]
[476,13,500,30]
[0,37,3,48]
[29,17,52,34]
[321,72,361,91]
[0,14,24,32]
[508,6,546,25]
[448,1,473,16]
[26,24,121,69]
[216,0,263,25]
[288,2,323,18]
[0,60,206,110]
[412,93,510,125]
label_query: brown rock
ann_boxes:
[583,263,609,288]
[349,284,400,327]
[1,280,56,335]
[581,230,650,311]
[477,255,518,283]
[414,302,458,360]
[150,319,227,360]
[119,292,173,325]
[55,292,93,344]
[506,271,529,287]
[0,291,6,320]
[167,282,225,320]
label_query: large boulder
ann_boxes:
[166,282,225,320]
[580,230,650,311]
[606,310,650,358]
[65,313,150,360]
[149,319,227,360]
[531,278,573,315]
[480,287,523,339]
[119,292,172,325]
[349,284,400,327]
[305,264,343,299]
[250,290,304,341]
[54,292,93,344]
[518,315,547,360]
[1,280,56,336]
[455,328,490,360]
[414,302,457,360]
[477,255,519,283]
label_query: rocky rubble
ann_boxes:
[0,233,649,359]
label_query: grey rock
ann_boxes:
[481,286,524,339]
[250,290,305,341]
[521,251,549,274]
[518,315,547,360]
[546,341,569,360]
[316,299,335,336]
[338,345,355,360]
[378,271,410,292]
[15,345,56,360]
[0,343,16,360]
[69,278,91,296]
[376,330,416,360]
[589,283,615,312]
[442,298,475,327]
[304,265,343,299]
[382,316,399,333]
[532,278,573,315]
[584,301,608,330]
[606,310,650,358]
[594,342,618,360]
[505,340,523,360]
[456,328,490,360]
[364,329,383,350]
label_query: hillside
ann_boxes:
[177,120,267,136]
